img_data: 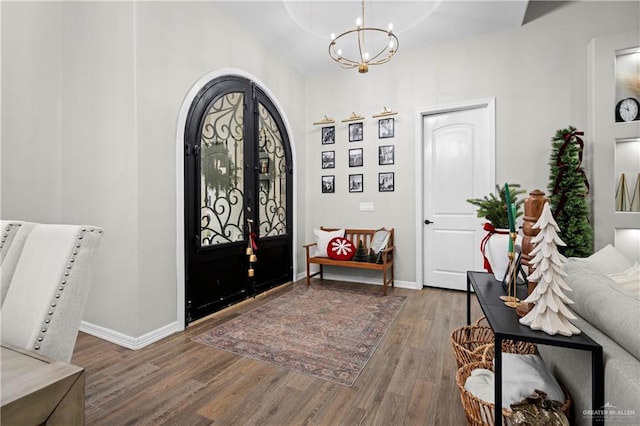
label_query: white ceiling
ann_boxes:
[216,0,531,75]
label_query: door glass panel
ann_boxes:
[258,103,287,237]
[200,92,245,246]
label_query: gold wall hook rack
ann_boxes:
[313,115,335,125]
[372,107,398,118]
[341,112,365,123]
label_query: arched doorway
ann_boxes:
[183,75,294,323]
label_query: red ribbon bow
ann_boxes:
[552,129,590,217]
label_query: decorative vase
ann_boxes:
[484,230,522,281]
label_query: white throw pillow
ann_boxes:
[464,368,495,403]
[313,228,345,257]
[501,353,565,407]
[608,262,640,299]
[464,353,565,409]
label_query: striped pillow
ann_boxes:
[608,263,640,299]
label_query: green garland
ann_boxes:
[547,126,593,257]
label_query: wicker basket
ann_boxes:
[455,360,572,426]
[450,317,537,369]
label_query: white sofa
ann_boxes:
[1,220,103,362]
[538,245,640,426]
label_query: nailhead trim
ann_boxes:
[33,227,103,352]
[0,223,23,251]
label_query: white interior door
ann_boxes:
[422,100,494,290]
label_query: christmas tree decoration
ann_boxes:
[353,240,368,262]
[630,173,640,212]
[547,126,593,257]
[615,173,629,211]
[519,202,581,336]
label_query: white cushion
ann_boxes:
[464,353,565,409]
[312,228,344,257]
[572,244,633,275]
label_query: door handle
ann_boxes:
[424,219,434,225]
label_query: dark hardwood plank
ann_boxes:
[72,280,485,425]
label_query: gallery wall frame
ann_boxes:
[349,122,364,142]
[322,150,335,169]
[349,174,363,192]
[378,118,394,138]
[379,172,394,192]
[378,145,395,165]
[322,175,335,193]
[322,126,335,144]
[349,148,363,167]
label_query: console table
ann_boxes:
[1,343,85,425]
[466,271,604,425]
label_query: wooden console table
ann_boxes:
[466,271,604,425]
[1,343,85,425]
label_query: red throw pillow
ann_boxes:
[327,237,355,261]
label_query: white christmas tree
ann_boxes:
[519,202,581,336]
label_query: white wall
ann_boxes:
[304,1,640,283]
[1,1,306,343]
[1,2,63,221]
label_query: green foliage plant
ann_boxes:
[467,184,526,229]
[547,126,593,257]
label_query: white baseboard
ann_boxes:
[79,320,181,350]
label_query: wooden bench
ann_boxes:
[303,227,395,295]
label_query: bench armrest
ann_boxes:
[304,242,317,259]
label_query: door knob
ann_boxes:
[424,219,433,225]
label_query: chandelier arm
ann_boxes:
[360,29,399,64]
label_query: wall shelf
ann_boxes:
[589,31,640,262]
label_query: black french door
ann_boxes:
[184,76,293,323]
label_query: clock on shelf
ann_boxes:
[615,97,640,122]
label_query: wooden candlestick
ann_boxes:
[517,189,549,317]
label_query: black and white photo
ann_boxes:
[321,151,335,169]
[349,148,363,167]
[322,126,335,144]
[378,145,394,165]
[378,118,394,138]
[379,172,394,192]
[349,122,363,142]
[322,175,335,193]
[349,174,363,192]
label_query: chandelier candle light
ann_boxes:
[329,0,399,73]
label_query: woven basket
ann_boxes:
[450,317,537,369]
[455,360,572,426]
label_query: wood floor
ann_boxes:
[72,280,484,425]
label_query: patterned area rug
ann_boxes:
[192,284,407,387]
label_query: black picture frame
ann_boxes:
[322,126,335,144]
[349,148,363,167]
[321,150,335,169]
[349,122,363,142]
[321,175,335,193]
[378,145,394,165]
[349,174,363,192]
[378,118,394,138]
[378,172,394,192]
